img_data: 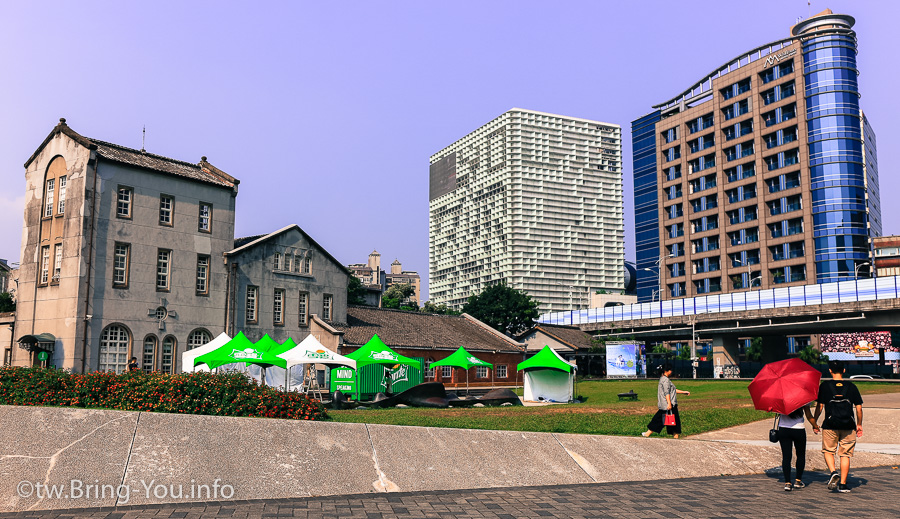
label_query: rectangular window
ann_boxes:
[156,249,171,291]
[159,195,174,226]
[285,253,293,272]
[142,337,156,373]
[425,362,435,380]
[44,179,55,218]
[39,245,50,285]
[57,176,67,215]
[161,338,174,374]
[441,366,452,379]
[293,253,300,273]
[274,252,282,270]
[476,366,489,378]
[113,243,130,287]
[52,244,62,282]
[117,186,133,218]
[196,255,210,295]
[303,256,311,274]
[298,292,309,326]
[323,294,333,321]
[273,289,285,325]
[246,286,258,324]
[497,365,508,379]
[198,202,212,232]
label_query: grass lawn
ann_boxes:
[327,379,898,437]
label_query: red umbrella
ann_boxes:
[748,358,821,415]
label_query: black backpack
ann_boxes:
[825,382,855,429]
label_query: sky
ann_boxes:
[1,0,897,302]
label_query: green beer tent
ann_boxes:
[430,346,493,394]
[193,331,287,371]
[517,345,577,403]
[344,334,421,400]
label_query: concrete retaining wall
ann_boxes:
[2,405,898,512]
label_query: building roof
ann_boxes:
[518,324,594,352]
[336,306,525,353]
[25,119,239,190]
[226,224,348,275]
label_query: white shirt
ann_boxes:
[778,413,805,429]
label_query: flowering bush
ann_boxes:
[0,366,327,421]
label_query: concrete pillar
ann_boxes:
[761,335,788,363]
[710,335,740,367]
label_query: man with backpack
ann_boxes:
[813,360,864,493]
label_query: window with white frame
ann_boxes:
[156,249,171,290]
[285,253,293,272]
[117,186,133,218]
[323,294,333,321]
[476,366,489,378]
[44,178,55,218]
[302,255,311,274]
[52,244,62,282]
[196,255,210,294]
[298,291,308,326]
[99,324,130,374]
[142,336,157,373]
[274,252,282,270]
[113,243,130,287]
[198,202,212,232]
[425,359,434,380]
[273,289,285,325]
[293,253,300,273]
[39,246,50,285]
[159,195,173,226]
[161,336,175,373]
[57,176,67,215]
[497,365,508,378]
[187,329,211,350]
[441,366,452,379]
[246,286,258,323]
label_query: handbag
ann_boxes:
[768,415,781,443]
[664,410,676,426]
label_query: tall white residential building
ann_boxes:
[429,108,624,313]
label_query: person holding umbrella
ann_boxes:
[747,358,823,491]
[641,363,690,439]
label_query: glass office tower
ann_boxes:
[632,10,880,302]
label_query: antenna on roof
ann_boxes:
[141,125,146,153]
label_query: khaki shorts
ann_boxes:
[822,429,857,457]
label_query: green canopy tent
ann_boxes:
[193,332,287,375]
[517,345,577,403]
[430,346,493,395]
[344,334,421,401]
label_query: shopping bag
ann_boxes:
[664,411,676,426]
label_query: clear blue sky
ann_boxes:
[1,1,896,302]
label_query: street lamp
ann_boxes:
[643,254,675,301]
[555,282,584,310]
[854,261,872,280]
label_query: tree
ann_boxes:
[0,292,14,313]
[798,344,829,365]
[347,275,370,306]
[422,300,458,315]
[461,282,540,337]
[382,283,416,310]
[747,337,763,361]
[676,344,692,360]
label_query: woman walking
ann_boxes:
[642,363,690,438]
[778,405,819,491]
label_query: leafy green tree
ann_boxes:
[422,300,458,315]
[0,292,14,313]
[382,283,416,310]
[747,337,763,361]
[347,275,370,306]
[648,344,670,355]
[461,282,540,336]
[676,345,692,360]
[798,344,829,365]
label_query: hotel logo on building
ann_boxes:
[764,48,797,68]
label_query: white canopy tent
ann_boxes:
[181,332,231,373]
[275,335,356,391]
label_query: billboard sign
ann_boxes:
[606,343,637,378]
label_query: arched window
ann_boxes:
[187,329,211,351]
[142,335,158,373]
[99,324,130,373]
[161,336,176,374]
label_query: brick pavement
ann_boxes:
[2,466,897,519]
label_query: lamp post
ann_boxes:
[643,254,675,302]
[555,282,583,310]
[854,261,872,280]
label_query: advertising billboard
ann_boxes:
[606,343,637,378]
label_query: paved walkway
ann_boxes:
[2,466,897,518]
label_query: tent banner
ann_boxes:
[606,343,638,378]
[331,367,356,394]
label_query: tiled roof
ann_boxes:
[523,324,594,351]
[25,119,238,190]
[234,234,268,249]
[226,224,349,276]
[335,306,525,353]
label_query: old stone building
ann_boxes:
[11,119,239,372]
[224,225,349,351]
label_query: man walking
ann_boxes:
[813,360,863,493]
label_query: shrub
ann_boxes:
[0,366,327,420]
